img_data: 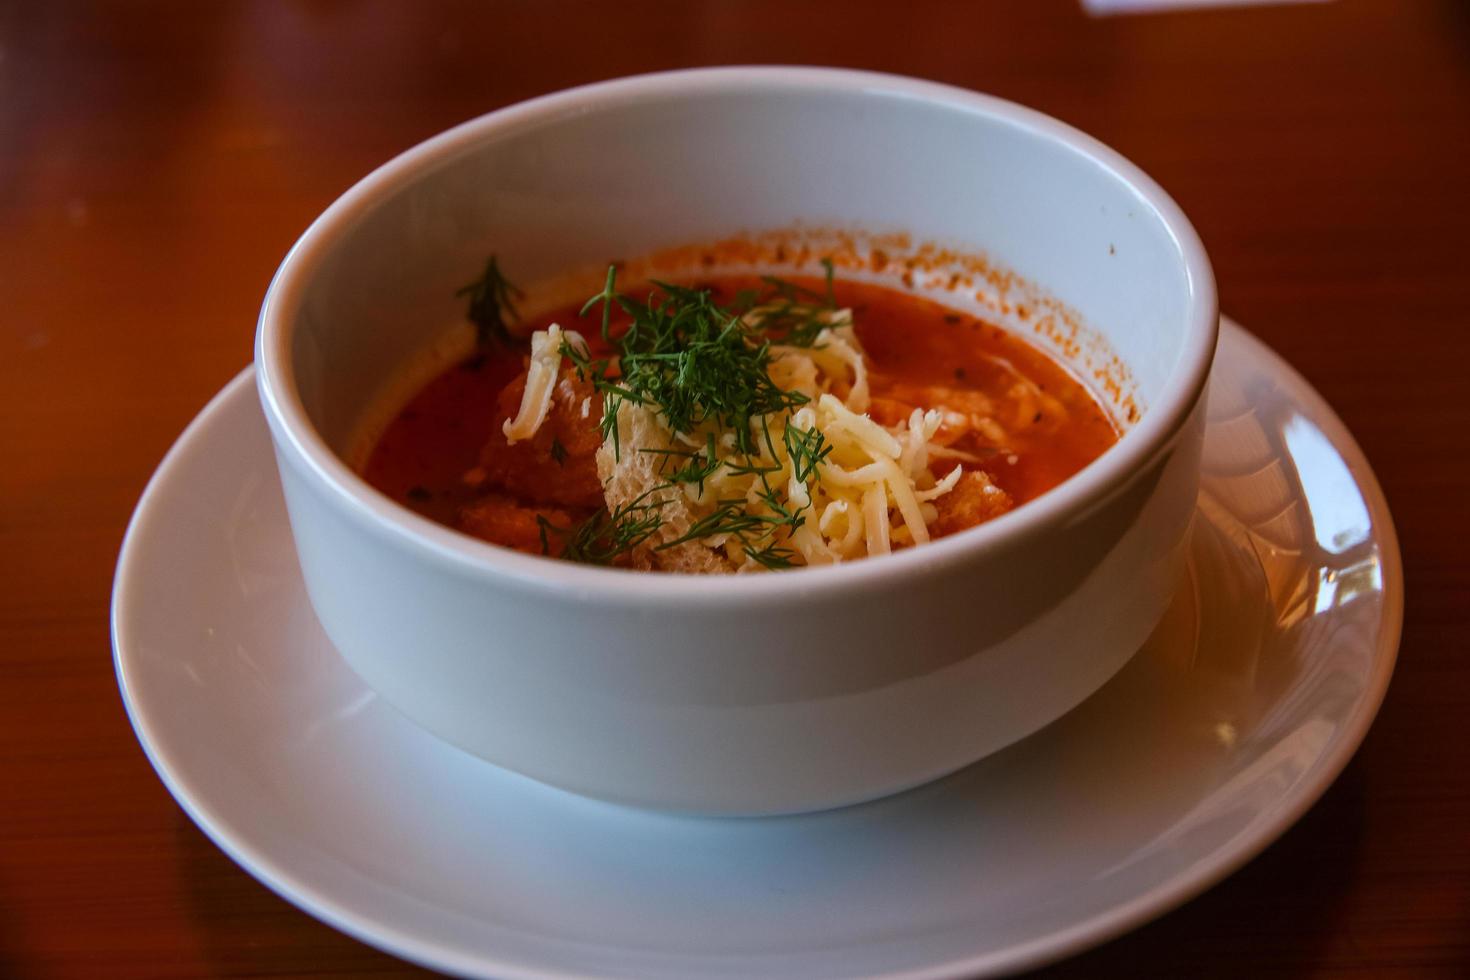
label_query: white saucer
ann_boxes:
[112,319,1402,979]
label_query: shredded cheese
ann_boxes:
[514,306,969,570]
[615,311,964,570]
[502,326,588,444]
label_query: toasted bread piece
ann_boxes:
[931,470,1014,537]
[595,405,736,574]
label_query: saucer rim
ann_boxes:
[110,317,1404,979]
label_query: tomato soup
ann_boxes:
[364,274,1117,570]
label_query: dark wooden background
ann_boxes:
[2,1,1467,976]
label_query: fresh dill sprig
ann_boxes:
[746,258,840,347]
[655,498,777,550]
[580,268,813,459]
[644,433,723,493]
[783,423,832,484]
[456,256,525,346]
[541,260,843,568]
[721,457,784,479]
[743,542,799,570]
[537,487,670,565]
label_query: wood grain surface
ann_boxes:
[2,1,1467,977]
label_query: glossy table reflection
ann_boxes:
[2,1,1467,977]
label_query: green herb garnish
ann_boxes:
[783,423,833,484]
[521,261,843,568]
[536,487,671,565]
[743,542,799,570]
[579,267,834,461]
[457,256,524,346]
[644,433,723,493]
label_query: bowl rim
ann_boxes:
[255,65,1218,606]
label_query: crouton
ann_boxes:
[595,404,736,574]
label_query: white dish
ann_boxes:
[113,319,1400,978]
[256,66,1217,813]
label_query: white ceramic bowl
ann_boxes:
[256,67,1217,816]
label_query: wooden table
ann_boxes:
[3,1,1466,976]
